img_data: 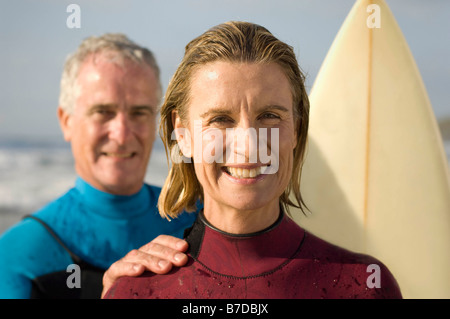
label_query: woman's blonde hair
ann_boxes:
[158,21,309,219]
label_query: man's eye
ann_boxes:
[131,111,147,116]
[93,110,115,118]
[131,107,154,118]
[97,110,112,115]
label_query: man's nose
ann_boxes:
[109,113,132,144]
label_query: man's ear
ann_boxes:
[171,110,192,158]
[57,106,73,142]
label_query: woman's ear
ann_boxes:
[293,117,299,150]
[172,110,192,158]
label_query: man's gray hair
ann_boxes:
[59,33,162,113]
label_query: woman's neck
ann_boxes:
[202,198,280,234]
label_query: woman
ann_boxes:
[104,21,401,299]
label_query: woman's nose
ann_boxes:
[227,117,259,164]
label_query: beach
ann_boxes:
[0,138,169,234]
[1,132,449,235]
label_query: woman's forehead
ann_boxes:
[188,61,294,111]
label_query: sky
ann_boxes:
[1,0,449,143]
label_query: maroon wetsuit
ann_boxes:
[105,212,402,299]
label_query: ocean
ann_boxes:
[0,138,169,234]
[1,138,450,235]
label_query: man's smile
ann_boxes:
[101,152,137,159]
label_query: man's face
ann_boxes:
[58,53,160,195]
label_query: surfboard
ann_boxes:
[293,0,450,298]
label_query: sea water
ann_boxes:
[1,138,450,235]
[0,138,169,234]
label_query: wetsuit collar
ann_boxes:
[199,209,284,238]
[74,177,150,218]
[185,207,305,278]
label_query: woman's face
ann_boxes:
[174,61,298,231]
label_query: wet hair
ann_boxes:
[159,21,309,219]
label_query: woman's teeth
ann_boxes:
[226,166,267,179]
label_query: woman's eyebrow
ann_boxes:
[199,104,290,120]
[202,105,289,115]
[200,107,233,119]
[262,105,290,113]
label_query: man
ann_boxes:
[0,34,196,298]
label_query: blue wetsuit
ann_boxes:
[0,177,197,299]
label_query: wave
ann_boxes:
[1,139,449,233]
[0,144,169,214]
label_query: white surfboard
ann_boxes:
[294,0,450,298]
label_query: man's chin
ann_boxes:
[95,175,144,196]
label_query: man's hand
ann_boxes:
[101,235,189,298]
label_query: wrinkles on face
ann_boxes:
[66,54,159,195]
[180,61,297,234]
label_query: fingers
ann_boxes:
[102,258,146,298]
[139,235,189,267]
[101,235,189,298]
[102,247,176,298]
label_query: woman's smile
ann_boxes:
[175,60,297,231]
[222,165,268,179]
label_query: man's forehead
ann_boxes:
[73,51,161,107]
[80,51,140,72]
[76,52,157,87]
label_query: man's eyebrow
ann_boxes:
[131,105,157,114]
[86,104,117,114]
[86,104,157,114]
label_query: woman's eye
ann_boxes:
[209,116,233,125]
[259,113,281,120]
